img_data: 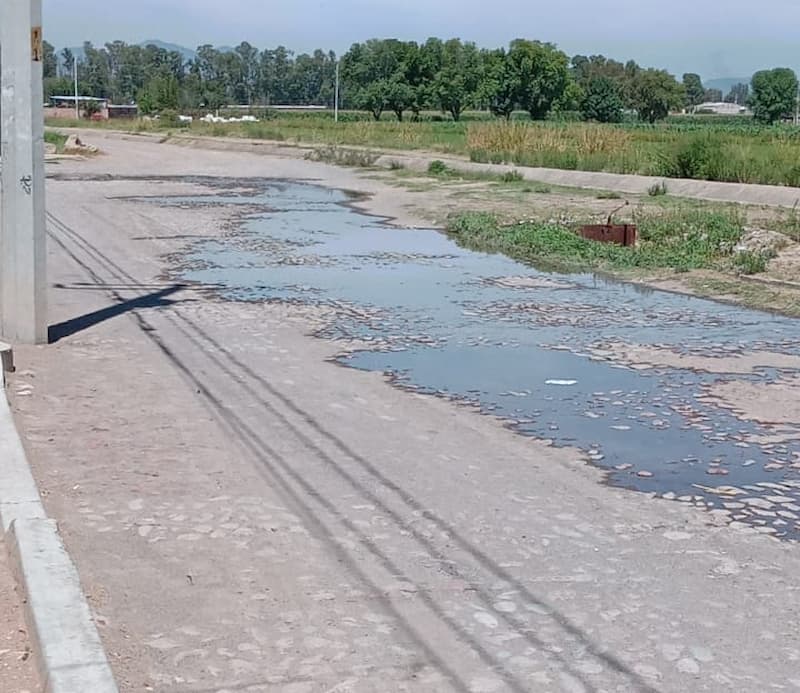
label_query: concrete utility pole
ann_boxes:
[334,61,340,123]
[1,0,48,344]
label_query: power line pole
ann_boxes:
[74,55,80,119]
[1,0,48,344]
[334,60,340,123]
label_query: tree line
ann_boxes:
[41,38,800,125]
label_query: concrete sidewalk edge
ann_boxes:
[1,373,118,693]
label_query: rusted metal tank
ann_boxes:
[579,202,637,247]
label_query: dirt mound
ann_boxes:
[63,134,99,155]
[736,227,793,256]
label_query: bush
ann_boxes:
[674,135,725,179]
[306,146,379,167]
[733,250,768,274]
[160,110,189,128]
[500,170,524,183]
[648,181,668,197]
[428,160,449,175]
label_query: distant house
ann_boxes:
[46,97,140,120]
[47,96,109,120]
[690,102,750,116]
[108,104,139,119]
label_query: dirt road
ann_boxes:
[8,135,800,692]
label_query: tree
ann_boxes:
[80,42,111,98]
[507,39,570,120]
[385,78,414,121]
[341,39,416,119]
[749,68,799,124]
[137,74,179,114]
[479,48,518,120]
[359,80,390,120]
[629,69,684,123]
[60,47,75,78]
[580,77,624,123]
[235,42,259,104]
[572,55,627,91]
[432,39,481,121]
[703,88,723,102]
[682,73,704,110]
[43,41,58,80]
[725,83,749,106]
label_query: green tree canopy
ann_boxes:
[479,48,519,120]
[507,40,571,120]
[682,73,704,109]
[749,68,799,124]
[580,76,624,123]
[432,39,481,121]
[629,69,684,123]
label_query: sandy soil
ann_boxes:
[0,547,37,693]
[705,376,800,427]
[590,341,800,374]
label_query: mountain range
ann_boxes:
[64,40,232,63]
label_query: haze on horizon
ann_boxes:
[43,0,800,80]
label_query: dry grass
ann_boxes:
[467,121,631,158]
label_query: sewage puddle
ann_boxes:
[149,178,800,540]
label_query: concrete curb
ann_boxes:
[0,360,118,693]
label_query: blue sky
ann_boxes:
[43,0,800,79]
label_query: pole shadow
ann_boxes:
[48,284,185,343]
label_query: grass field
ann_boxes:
[445,207,768,276]
[48,110,800,187]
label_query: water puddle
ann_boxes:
[152,178,800,540]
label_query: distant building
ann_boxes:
[47,96,109,120]
[108,104,139,119]
[689,102,751,116]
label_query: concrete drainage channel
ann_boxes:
[0,343,118,693]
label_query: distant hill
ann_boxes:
[704,77,750,96]
[63,41,203,65]
[140,40,197,62]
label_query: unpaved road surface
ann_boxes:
[7,135,800,692]
[0,547,37,693]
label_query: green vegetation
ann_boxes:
[44,130,67,152]
[53,109,800,187]
[499,170,524,183]
[43,34,800,189]
[446,207,750,274]
[732,250,768,275]
[750,68,800,124]
[648,182,668,197]
[580,77,624,123]
[306,146,379,167]
[44,36,688,124]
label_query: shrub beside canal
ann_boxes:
[446,207,751,274]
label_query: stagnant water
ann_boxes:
[163,179,800,539]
